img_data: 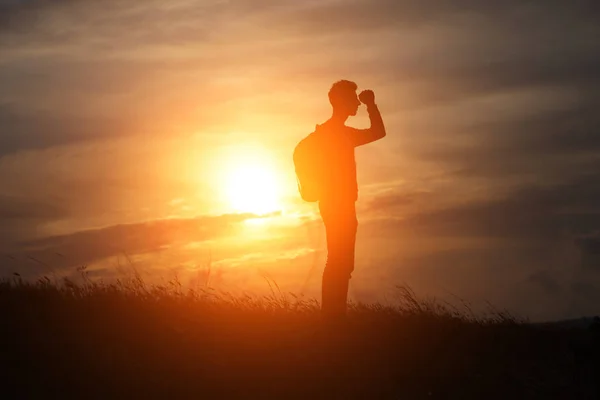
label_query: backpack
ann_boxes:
[293,125,326,202]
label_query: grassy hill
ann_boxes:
[1,273,598,399]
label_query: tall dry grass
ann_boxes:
[0,269,596,399]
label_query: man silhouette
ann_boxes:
[317,80,386,319]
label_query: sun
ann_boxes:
[226,165,280,214]
[221,145,283,215]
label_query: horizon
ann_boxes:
[1,0,600,322]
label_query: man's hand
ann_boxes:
[352,88,386,146]
[358,90,375,107]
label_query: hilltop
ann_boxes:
[1,274,598,399]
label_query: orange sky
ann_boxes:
[1,0,600,321]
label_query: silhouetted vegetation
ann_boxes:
[1,271,598,399]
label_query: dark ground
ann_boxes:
[1,276,598,399]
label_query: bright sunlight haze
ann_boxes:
[220,144,284,215]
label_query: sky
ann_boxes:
[1,0,599,321]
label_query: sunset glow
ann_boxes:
[1,0,598,323]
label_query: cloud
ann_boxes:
[577,233,600,255]
[0,194,65,221]
[2,212,263,277]
[0,194,68,249]
[2,0,599,154]
[411,97,600,177]
[576,232,600,270]
[365,171,600,241]
[263,0,599,37]
[0,102,135,157]
[526,269,563,295]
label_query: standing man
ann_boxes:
[317,80,386,319]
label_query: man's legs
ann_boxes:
[319,200,357,319]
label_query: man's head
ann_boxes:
[328,80,361,117]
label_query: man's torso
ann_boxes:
[318,123,358,203]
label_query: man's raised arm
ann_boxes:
[351,90,387,147]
